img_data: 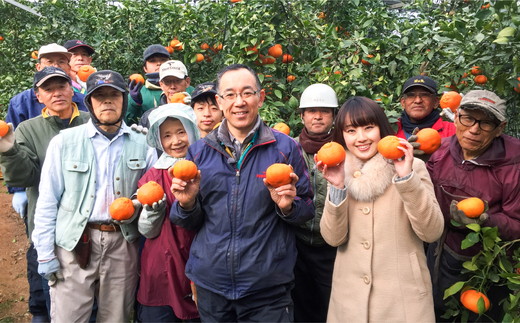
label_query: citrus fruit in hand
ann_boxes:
[169,92,188,104]
[77,65,96,82]
[0,120,10,137]
[265,163,293,188]
[109,197,135,221]
[460,289,490,314]
[273,122,290,135]
[377,135,405,160]
[457,197,485,218]
[137,181,165,206]
[316,142,346,167]
[129,73,145,85]
[170,160,198,181]
[415,128,442,154]
[439,91,462,112]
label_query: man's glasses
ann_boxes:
[458,113,499,132]
[218,90,258,102]
[402,92,435,100]
[161,78,185,86]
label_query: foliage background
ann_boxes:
[0,0,519,136]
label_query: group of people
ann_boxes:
[0,39,518,323]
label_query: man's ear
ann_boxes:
[185,77,191,87]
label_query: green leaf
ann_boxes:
[462,261,478,271]
[461,232,479,249]
[444,281,465,299]
[474,33,485,43]
[493,37,510,44]
[476,296,487,314]
[497,26,516,38]
[274,89,282,99]
[466,223,481,232]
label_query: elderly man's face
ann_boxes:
[37,53,71,74]
[400,87,439,122]
[35,78,74,118]
[455,108,505,160]
[90,87,123,125]
[69,47,93,73]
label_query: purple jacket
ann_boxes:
[427,135,520,256]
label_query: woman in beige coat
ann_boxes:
[317,97,444,323]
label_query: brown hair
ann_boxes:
[333,96,395,147]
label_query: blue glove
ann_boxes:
[38,258,64,284]
[12,191,28,218]
[129,80,143,106]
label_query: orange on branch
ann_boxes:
[474,75,488,84]
[460,289,490,314]
[268,44,283,58]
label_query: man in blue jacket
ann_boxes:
[170,64,314,322]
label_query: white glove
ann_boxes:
[12,191,28,218]
[0,123,15,153]
[130,124,148,135]
[440,108,455,122]
[138,194,167,239]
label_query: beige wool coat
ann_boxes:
[320,152,444,323]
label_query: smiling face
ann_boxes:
[193,97,223,137]
[90,87,124,130]
[455,108,505,160]
[35,77,74,119]
[216,68,265,141]
[301,107,334,135]
[342,120,381,162]
[400,87,439,122]
[159,118,189,158]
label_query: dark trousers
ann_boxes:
[427,242,509,322]
[196,283,293,322]
[136,303,200,323]
[26,243,50,320]
[293,240,336,323]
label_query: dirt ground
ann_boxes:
[0,181,32,323]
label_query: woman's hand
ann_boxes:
[315,156,345,189]
[393,138,414,178]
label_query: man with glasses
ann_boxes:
[397,75,455,139]
[425,90,520,321]
[170,64,314,322]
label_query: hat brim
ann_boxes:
[191,91,218,103]
[160,72,187,81]
[402,84,437,94]
[35,74,71,88]
[67,44,95,55]
[460,102,506,122]
[88,83,126,95]
[38,51,72,60]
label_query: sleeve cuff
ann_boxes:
[329,185,347,205]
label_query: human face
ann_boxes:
[193,99,223,137]
[342,119,381,162]
[69,48,93,73]
[455,108,505,160]
[35,78,74,118]
[400,87,439,122]
[90,87,124,129]
[160,76,191,98]
[301,107,334,135]
[144,55,169,73]
[37,53,71,74]
[216,68,265,140]
[159,118,189,158]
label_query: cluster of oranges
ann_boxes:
[195,42,223,63]
[165,38,184,55]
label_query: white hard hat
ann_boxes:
[299,83,339,109]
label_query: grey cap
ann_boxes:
[143,44,170,62]
[460,90,506,122]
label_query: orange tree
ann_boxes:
[0,0,519,136]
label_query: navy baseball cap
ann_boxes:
[33,66,71,89]
[402,75,438,95]
[143,44,170,62]
[64,39,95,55]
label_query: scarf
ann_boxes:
[400,108,441,135]
[298,127,334,155]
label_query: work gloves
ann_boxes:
[112,199,142,226]
[38,258,63,285]
[450,200,489,225]
[0,123,15,153]
[138,194,167,239]
[129,80,143,106]
[12,191,28,218]
[130,124,148,135]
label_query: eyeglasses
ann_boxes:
[402,92,435,100]
[161,78,186,86]
[458,113,499,132]
[218,90,258,102]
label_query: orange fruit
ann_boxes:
[109,197,135,221]
[268,44,283,58]
[0,36,4,41]
[31,50,38,60]
[282,54,293,64]
[273,122,290,135]
[195,53,204,62]
[169,92,188,104]
[481,3,491,9]
[377,135,405,160]
[165,46,174,54]
[261,56,276,65]
[334,70,342,75]
[137,181,165,206]
[316,142,346,167]
[361,54,374,66]
[171,160,198,181]
[415,128,442,154]
[200,43,209,50]
[460,289,490,314]
[265,163,293,187]
[471,66,482,75]
[0,120,10,137]
[129,73,145,85]
[212,43,223,52]
[457,197,486,218]
[77,65,96,82]
[474,75,488,84]
[245,45,259,54]
[286,75,296,82]
[317,12,326,19]
[170,38,180,48]
[230,0,242,2]
[440,91,462,112]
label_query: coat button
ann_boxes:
[136,164,140,167]
[73,165,77,169]
[363,275,371,284]
[362,207,370,214]
[116,177,120,181]
[116,191,121,195]
[353,170,362,178]
[363,241,371,249]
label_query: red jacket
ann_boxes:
[426,135,520,256]
[396,117,456,139]
[136,168,198,319]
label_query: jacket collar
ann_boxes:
[42,103,81,123]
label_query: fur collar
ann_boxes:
[344,152,395,202]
